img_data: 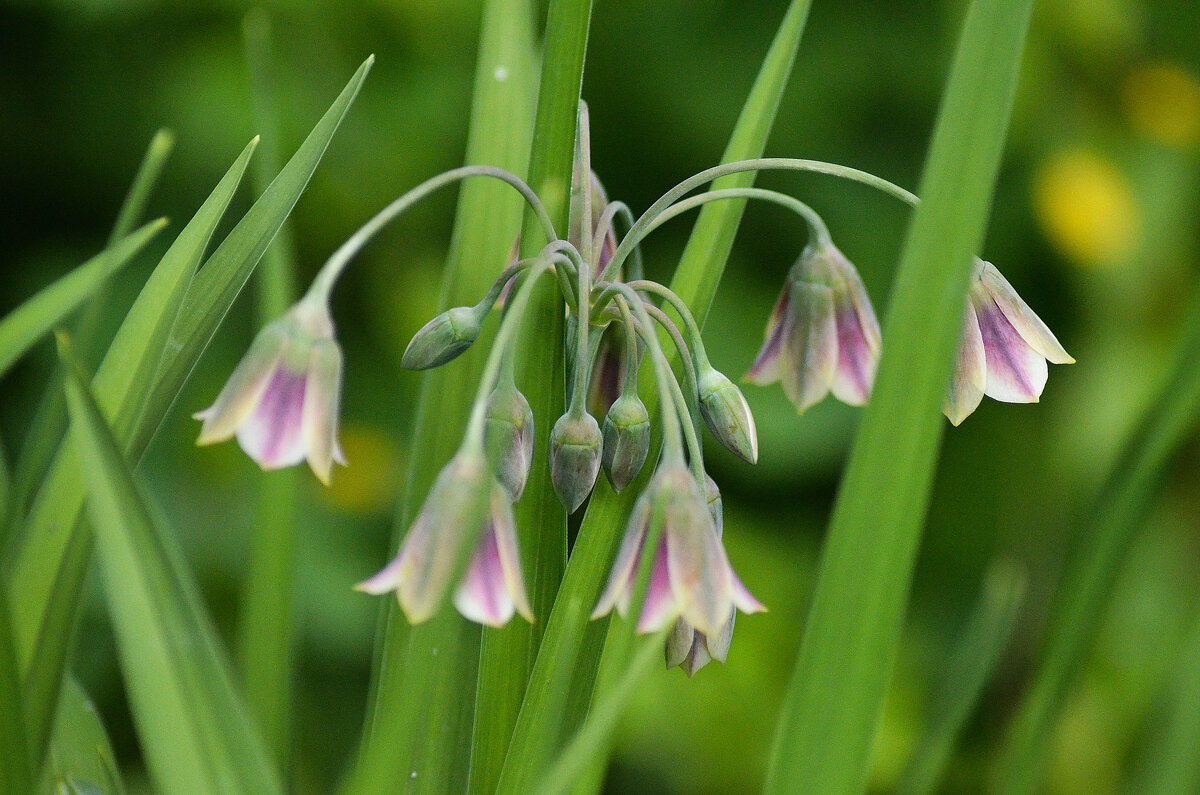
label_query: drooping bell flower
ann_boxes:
[194,295,344,484]
[592,461,764,638]
[745,240,881,414]
[665,474,736,676]
[355,450,533,627]
[944,260,1074,425]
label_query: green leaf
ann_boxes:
[0,569,32,795]
[992,288,1200,794]
[495,3,812,790]
[40,676,127,795]
[7,129,175,533]
[60,334,282,794]
[234,10,302,770]
[763,1,1036,792]
[343,9,535,791]
[896,562,1026,795]
[0,221,166,381]
[5,138,259,773]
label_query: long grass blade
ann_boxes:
[41,676,128,795]
[7,138,258,773]
[60,334,282,794]
[495,3,812,789]
[342,6,536,790]
[763,0,1036,791]
[0,220,166,380]
[7,130,174,531]
[896,562,1026,795]
[992,287,1200,794]
[0,568,32,794]
[235,10,302,770]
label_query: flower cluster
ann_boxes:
[195,109,1072,673]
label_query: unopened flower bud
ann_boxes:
[401,305,483,370]
[484,382,535,500]
[697,366,758,464]
[601,392,651,493]
[549,410,603,513]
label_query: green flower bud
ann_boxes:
[484,382,535,500]
[601,393,651,493]
[549,410,603,513]
[401,305,483,370]
[697,366,758,464]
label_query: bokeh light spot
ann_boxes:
[1121,62,1200,149]
[1033,149,1139,268]
[324,424,401,515]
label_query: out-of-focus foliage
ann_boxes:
[1,1,1198,793]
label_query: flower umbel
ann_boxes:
[592,461,764,638]
[355,449,533,627]
[944,260,1074,425]
[194,296,345,484]
[745,239,881,414]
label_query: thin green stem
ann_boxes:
[309,166,557,301]
[626,279,710,370]
[608,157,918,278]
[641,186,831,248]
[636,301,699,416]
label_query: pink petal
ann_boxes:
[354,553,405,595]
[491,492,533,622]
[728,566,766,615]
[745,285,792,386]
[637,539,679,633]
[592,497,651,620]
[302,339,344,485]
[780,281,838,414]
[667,519,732,639]
[454,526,514,627]
[236,367,309,470]
[945,301,987,425]
[976,294,1048,403]
[194,325,288,444]
[979,262,1073,364]
[829,283,881,406]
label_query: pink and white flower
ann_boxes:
[945,260,1074,425]
[356,451,533,628]
[194,297,344,484]
[745,241,882,413]
[592,463,764,638]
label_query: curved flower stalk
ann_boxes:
[745,237,882,414]
[945,259,1074,425]
[591,461,764,638]
[194,295,345,484]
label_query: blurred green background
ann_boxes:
[2,0,1200,792]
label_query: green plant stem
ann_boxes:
[763,0,1036,791]
[992,286,1200,794]
[237,11,300,771]
[347,5,536,792]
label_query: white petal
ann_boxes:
[979,262,1073,364]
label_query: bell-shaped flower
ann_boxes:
[745,240,881,414]
[592,462,764,638]
[355,450,533,627]
[945,260,1074,425]
[194,296,345,484]
[665,474,736,676]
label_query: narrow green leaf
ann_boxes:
[1127,602,1200,795]
[40,676,127,795]
[896,562,1026,795]
[235,10,302,770]
[61,335,282,794]
[109,129,175,245]
[7,129,175,531]
[992,289,1200,794]
[136,54,374,454]
[0,221,165,381]
[496,3,812,789]
[344,10,534,791]
[0,570,32,795]
[5,139,258,773]
[763,1,1036,792]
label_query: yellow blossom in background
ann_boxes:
[1121,62,1200,149]
[324,423,402,514]
[1032,149,1139,268]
